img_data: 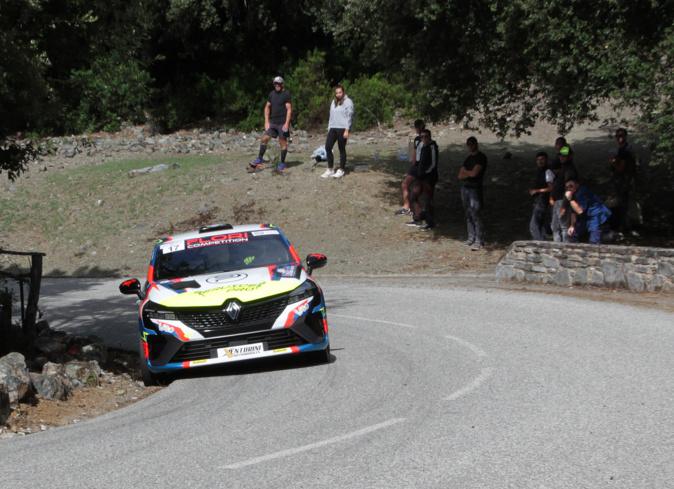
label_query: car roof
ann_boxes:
[164,224,280,243]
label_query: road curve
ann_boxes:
[1,278,673,489]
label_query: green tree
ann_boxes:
[0,0,52,179]
[317,0,674,159]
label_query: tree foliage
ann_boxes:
[1,0,674,172]
[321,0,674,156]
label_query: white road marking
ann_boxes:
[330,314,494,402]
[445,334,487,358]
[444,367,494,401]
[330,313,417,329]
[223,418,406,470]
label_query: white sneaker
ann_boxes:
[332,169,345,178]
[321,168,335,178]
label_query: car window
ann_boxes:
[154,232,294,280]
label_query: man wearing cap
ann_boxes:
[549,144,578,242]
[249,76,292,172]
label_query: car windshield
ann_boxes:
[154,231,295,280]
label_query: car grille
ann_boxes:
[175,295,291,337]
[170,328,307,363]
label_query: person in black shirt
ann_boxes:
[249,76,293,173]
[609,128,636,232]
[549,145,578,242]
[528,151,554,240]
[458,136,487,249]
[406,129,439,229]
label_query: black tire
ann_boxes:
[309,345,331,364]
[139,345,168,386]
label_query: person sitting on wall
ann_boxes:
[564,178,612,244]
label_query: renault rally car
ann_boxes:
[119,223,329,385]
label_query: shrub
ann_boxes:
[152,71,266,132]
[285,50,332,129]
[68,53,152,133]
[343,74,414,131]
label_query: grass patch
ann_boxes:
[0,154,233,241]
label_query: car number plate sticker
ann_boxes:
[218,343,264,359]
[160,241,185,254]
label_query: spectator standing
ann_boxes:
[609,128,636,232]
[321,84,354,179]
[565,179,612,244]
[551,137,569,166]
[528,151,554,240]
[549,145,578,242]
[396,119,425,216]
[406,129,439,229]
[249,76,292,173]
[458,136,487,250]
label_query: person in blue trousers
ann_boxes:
[564,179,612,244]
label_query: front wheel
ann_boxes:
[309,345,331,364]
[138,345,169,386]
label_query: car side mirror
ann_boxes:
[306,253,327,275]
[119,278,141,298]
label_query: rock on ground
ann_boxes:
[0,389,9,425]
[0,353,32,407]
[81,343,108,364]
[33,336,66,360]
[29,372,72,401]
[63,361,101,388]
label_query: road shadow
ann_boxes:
[369,135,673,247]
[174,349,336,383]
[46,265,123,278]
[40,278,138,350]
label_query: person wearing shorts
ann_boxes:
[395,119,425,216]
[249,76,292,172]
[406,129,439,229]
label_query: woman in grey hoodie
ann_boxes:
[321,84,354,179]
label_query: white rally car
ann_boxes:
[119,223,330,385]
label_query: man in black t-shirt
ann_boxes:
[458,136,488,249]
[249,76,293,173]
[528,151,554,240]
[609,128,636,232]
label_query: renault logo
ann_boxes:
[225,301,241,321]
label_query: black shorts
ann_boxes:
[265,123,290,140]
[406,165,419,178]
[419,174,438,188]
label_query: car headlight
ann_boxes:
[288,282,317,302]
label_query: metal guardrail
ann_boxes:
[0,249,45,338]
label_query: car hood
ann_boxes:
[148,266,306,308]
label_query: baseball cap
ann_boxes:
[273,76,284,84]
[559,145,571,156]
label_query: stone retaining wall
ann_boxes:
[495,241,674,292]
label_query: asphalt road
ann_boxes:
[1,277,673,489]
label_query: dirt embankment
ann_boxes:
[1,115,671,278]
